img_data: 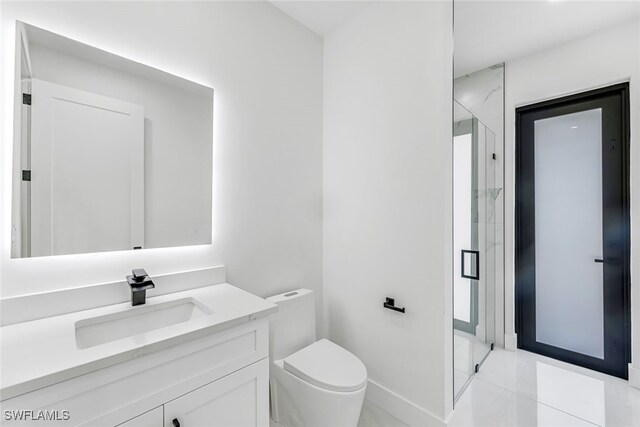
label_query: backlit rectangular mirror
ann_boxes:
[11,22,213,258]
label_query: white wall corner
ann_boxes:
[364,379,446,427]
[629,363,640,390]
[504,333,517,351]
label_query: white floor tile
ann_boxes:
[515,359,607,425]
[357,400,407,427]
[474,345,534,392]
[449,378,513,427]
[499,394,597,427]
[453,330,493,398]
[451,348,640,427]
[454,368,473,399]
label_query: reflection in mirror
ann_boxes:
[11,22,213,258]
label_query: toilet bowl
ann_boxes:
[267,289,367,427]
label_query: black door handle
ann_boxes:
[594,258,604,263]
[461,249,480,280]
[172,419,180,427]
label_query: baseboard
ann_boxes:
[629,363,640,389]
[365,379,446,427]
[504,333,517,351]
[0,266,226,326]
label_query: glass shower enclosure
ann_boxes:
[453,100,502,400]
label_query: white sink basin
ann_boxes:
[75,298,213,349]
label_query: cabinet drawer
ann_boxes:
[164,358,269,427]
[1,319,268,426]
[117,407,162,427]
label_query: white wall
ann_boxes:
[0,1,323,329]
[504,19,640,372]
[323,1,453,424]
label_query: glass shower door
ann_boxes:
[474,116,497,371]
[453,101,499,400]
[453,103,476,398]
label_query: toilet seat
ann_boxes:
[282,339,367,392]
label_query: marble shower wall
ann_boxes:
[454,65,504,141]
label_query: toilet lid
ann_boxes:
[283,339,368,392]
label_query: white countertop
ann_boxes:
[0,283,277,401]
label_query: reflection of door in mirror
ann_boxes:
[11,22,213,258]
[29,79,144,257]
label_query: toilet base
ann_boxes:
[270,360,366,427]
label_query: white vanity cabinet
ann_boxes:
[118,407,163,427]
[163,358,268,427]
[117,358,268,427]
[1,318,270,427]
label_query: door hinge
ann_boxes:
[22,93,31,106]
[22,170,31,181]
[492,153,496,160]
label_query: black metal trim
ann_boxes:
[383,297,405,313]
[515,83,631,379]
[461,249,480,280]
[514,83,630,113]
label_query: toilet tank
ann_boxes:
[267,289,316,361]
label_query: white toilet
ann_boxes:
[267,289,367,427]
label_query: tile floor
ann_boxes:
[276,346,639,426]
[449,347,640,426]
[358,400,409,427]
[454,329,493,399]
[357,347,640,426]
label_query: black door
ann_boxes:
[515,83,630,379]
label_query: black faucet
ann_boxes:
[126,268,155,306]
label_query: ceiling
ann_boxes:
[270,1,373,36]
[268,1,640,75]
[455,0,640,77]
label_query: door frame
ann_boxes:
[515,82,631,379]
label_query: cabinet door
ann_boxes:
[164,358,268,427]
[118,407,163,426]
